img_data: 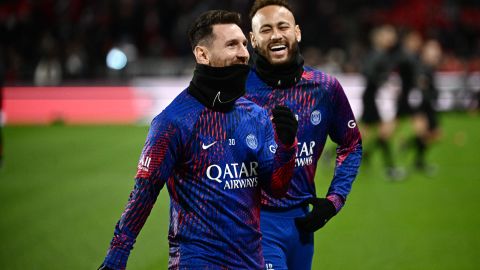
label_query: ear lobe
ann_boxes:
[295,25,302,43]
[194,46,209,65]
[249,32,257,49]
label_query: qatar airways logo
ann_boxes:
[295,141,316,167]
[206,162,259,190]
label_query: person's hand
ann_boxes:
[271,105,298,146]
[295,197,337,232]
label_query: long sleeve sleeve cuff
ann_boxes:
[327,193,345,213]
[102,233,135,270]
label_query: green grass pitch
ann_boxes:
[0,112,479,269]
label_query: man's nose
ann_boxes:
[237,45,250,63]
[271,28,282,40]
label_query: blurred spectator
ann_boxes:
[0,0,479,84]
[34,33,62,85]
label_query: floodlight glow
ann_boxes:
[106,48,127,70]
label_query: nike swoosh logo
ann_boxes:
[212,91,240,107]
[202,141,217,150]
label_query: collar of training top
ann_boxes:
[188,64,249,112]
[252,47,304,89]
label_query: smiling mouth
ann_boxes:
[270,45,287,52]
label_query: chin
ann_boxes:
[267,52,294,66]
[269,57,291,65]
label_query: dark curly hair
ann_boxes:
[249,0,294,21]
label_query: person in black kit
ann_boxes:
[361,25,403,179]
[395,30,423,119]
[409,39,442,173]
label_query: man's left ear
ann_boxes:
[194,45,210,65]
[295,25,302,43]
[250,32,257,49]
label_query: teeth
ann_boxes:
[270,45,286,51]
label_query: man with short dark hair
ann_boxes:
[361,24,403,179]
[246,1,363,269]
[98,9,298,270]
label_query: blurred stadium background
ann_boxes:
[0,0,479,269]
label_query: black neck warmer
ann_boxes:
[188,64,250,112]
[252,47,304,88]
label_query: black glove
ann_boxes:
[295,197,337,232]
[271,105,298,146]
[98,264,113,270]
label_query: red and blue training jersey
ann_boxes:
[102,90,296,269]
[245,66,362,211]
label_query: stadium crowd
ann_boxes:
[1,0,479,84]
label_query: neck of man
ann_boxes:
[252,47,304,88]
[188,64,249,112]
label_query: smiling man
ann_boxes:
[245,1,363,269]
[251,4,300,66]
[98,10,298,270]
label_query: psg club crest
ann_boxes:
[310,110,322,125]
[246,134,258,150]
